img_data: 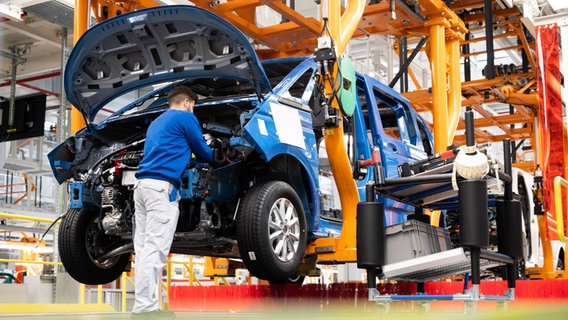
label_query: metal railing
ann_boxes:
[81,272,132,312]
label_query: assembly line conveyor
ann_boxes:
[356,110,523,307]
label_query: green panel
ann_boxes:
[338,56,356,116]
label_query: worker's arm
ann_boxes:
[185,113,214,163]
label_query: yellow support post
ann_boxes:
[189,256,194,285]
[125,274,135,286]
[527,216,560,279]
[80,283,85,304]
[553,176,568,243]
[429,23,449,153]
[165,256,172,310]
[97,285,102,304]
[524,176,567,279]
[446,36,462,142]
[121,272,127,313]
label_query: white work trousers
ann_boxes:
[132,178,179,313]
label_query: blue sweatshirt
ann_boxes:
[136,109,213,189]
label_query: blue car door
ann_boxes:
[359,75,428,178]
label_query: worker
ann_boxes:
[132,86,214,319]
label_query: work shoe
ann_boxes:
[131,310,176,319]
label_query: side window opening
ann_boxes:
[317,138,343,221]
[416,117,433,156]
[378,103,401,140]
[373,87,415,145]
[288,68,314,100]
[356,83,374,145]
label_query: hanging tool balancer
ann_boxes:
[314,18,340,128]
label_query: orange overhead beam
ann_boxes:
[70,0,539,161]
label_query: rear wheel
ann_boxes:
[59,205,130,284]
[236,180,307,283]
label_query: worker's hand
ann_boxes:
[203,133,214,144]
[210,138,230,165]
[209,137,230,149]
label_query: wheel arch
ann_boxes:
[264,154,319,236]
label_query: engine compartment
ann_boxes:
[65,98,258,257]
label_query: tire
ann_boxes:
[236,180,307,283]
[59,205,130,284]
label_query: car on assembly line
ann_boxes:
[48,5,439,285]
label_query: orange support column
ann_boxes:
[71,0,88,134]
[307,0,365,262]
[429,23,449,153]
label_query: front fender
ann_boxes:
[243,97,321,233]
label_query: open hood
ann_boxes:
[65,5,272,121]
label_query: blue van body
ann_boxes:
[48,5,433,284]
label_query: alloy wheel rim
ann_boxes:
[268,198,300,262]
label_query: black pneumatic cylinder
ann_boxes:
[496,199,524,259]
[465,108,475,148]
[458,179,489,248]
[357,201,385,270]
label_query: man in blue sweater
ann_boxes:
[132,86,213,319]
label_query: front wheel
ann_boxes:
[59,205,130,284]
[236,180,307,283]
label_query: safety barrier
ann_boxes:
[0,258,125,312]
[1,254,231,312]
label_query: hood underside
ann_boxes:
[65,5,272,121]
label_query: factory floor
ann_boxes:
[0,301,566,320]
[1,279,567,319]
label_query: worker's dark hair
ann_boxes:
[167,86,198,106]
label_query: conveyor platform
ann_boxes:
[382,247,512,281]
[357,112,523,307]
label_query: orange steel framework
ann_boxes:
[69,0,553,265]
[0,172,35,205]
[70,0,539,166]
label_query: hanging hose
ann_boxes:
[35,214,65,249]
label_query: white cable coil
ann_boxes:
[451,145,490,190]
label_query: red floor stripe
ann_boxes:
[169,280,568,311]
